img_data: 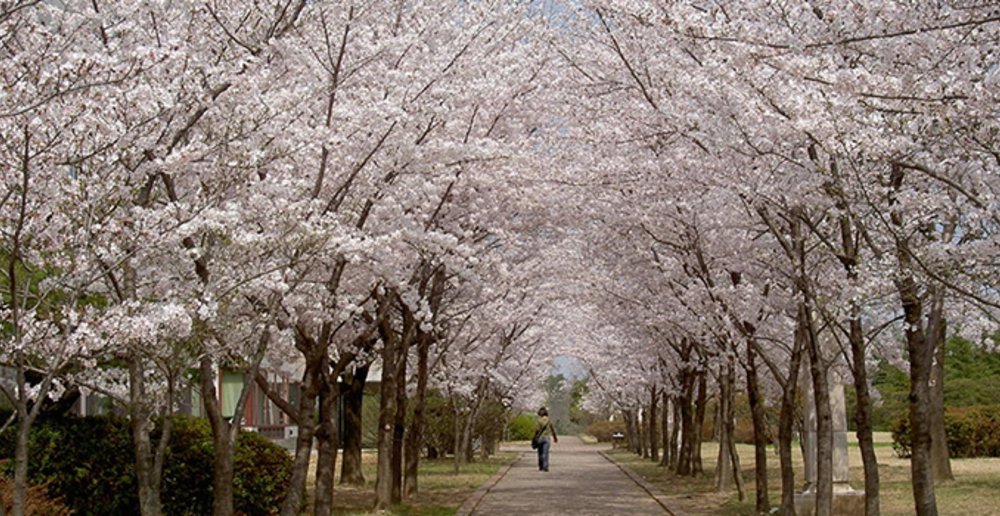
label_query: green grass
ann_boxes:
[607,435,1000,515]
[326,452,517,515]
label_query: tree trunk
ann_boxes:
[804,311,833,516]
[693,368,707,476]
[729,414,746,502]
[374,319,399,511]
[452,402,463,474]
[895,276,938,515]
[404,333,431,498]
[659,391,671,467]
[199,358,235,516]
[391,347,407,504]
[779,312,806,516]
[130,358,172,516]
[833,199,881,516]
[211,431,235,516]
[927,290,952,483]
[313,361,339,516]
[11,404,29,516]
[849,317,881,516]
[9,364,53,516]
[888,166,937,515]
[340,364,370,486]
[676,391,691,474]
[716,363,734,492]
[746,341,769,515]
[132,415,162,516]
[624,409,640,457]
[902,298,937,515]
[638,408,647,458]
[279,369,318,516]
[669,393,680,469]
[649,386,659,462]
[459,389,486,464]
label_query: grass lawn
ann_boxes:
[303,450,516,515]
[606,432,1000,515]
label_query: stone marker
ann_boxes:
[795,373,865,515]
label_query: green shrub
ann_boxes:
[0,414,138,514]
[0,415,292,515]
[508,413,536,441]
[584,420,626,442]
[161,417,215,515]
[893,405,1000,458]
[234,429,293,515]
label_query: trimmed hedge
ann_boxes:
[892,405,1000,458]
[0,415,292,515]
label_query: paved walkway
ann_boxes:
[468,436,669,515]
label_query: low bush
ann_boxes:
[585,420,626,442]
[0,414,138,514]
[508,413,536,441]
[0,415,292,515]
[893,405,1000,458]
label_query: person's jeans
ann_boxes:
[537,438,550,471]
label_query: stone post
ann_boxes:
[795,372,865,515]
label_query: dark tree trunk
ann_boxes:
[693,368,707,476]
[459,381,488,465]
[278,364,319,516]
[848,317,881,516]
[890,166,938,516]
[669,393,680,469]
[676,391,692,475]
[638,408,647,458]
[779,314,806,516]
[199,358,234,516]
[374,317,399,511]
[403,268,446,496]
[729,412,746,502]
[716,362,735,492]
[452,401,463,474]
[313,359,339,516]
[340,364,370,486]
[659,391,671,467]
[649,386,659,462]
[927,291,952,483]
[831,198,881,516]
[391,346,407,504]
[130,359,173,516]
[404,333,431,498]
[9,364,55,516]
[210,431,235,516]
[11,404,29,516]
[200,330,271,516]
[624,409,639,457]
[746,341,769,515]
[803,309,833,516]
[901,295,937,515]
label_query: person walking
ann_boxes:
[534,407,558,471]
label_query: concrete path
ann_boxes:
[467,436,670,515]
